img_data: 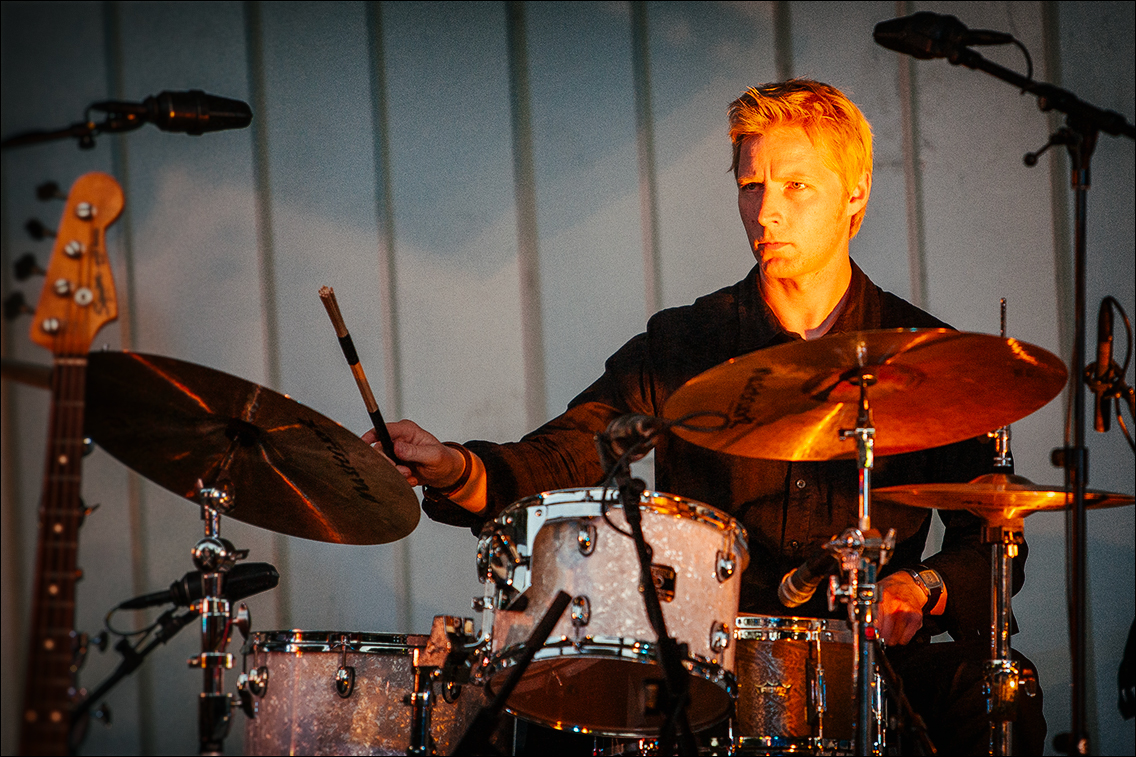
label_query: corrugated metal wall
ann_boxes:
[2,1,1132,754]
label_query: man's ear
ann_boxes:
[848,170,871,216]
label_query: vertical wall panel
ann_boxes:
[524,1,646,414]
[381,0,520,631]
[646,1,777,311]
[255,0,411,635]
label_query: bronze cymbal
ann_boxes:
[873,473,1134,527]
[85,351,418,544]
[664,329,1067,461]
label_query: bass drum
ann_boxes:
[481,487,749,737]
[242,631,482,756]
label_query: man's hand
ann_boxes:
[362,419,465,489]
[876,571,929,646]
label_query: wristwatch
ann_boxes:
[901,565,944,614]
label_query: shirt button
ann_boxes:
[790,540,800,550]
[796,479,807,489]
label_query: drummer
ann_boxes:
[365,79,1045,754]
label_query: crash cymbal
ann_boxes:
[664,329,1067,461]
[85,351,418,544]
[873,473,1134,527]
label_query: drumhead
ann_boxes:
[248,630,429,654]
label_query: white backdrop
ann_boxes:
[2,2,1133,754]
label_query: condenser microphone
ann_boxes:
[779,548,839,608]
[118,562,279,610]
[90,90,252,135]
[873,11,1013,60]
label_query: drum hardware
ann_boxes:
[454,591,573,755]
[578,521,598,554]
[189,476,248,755]
[570,596,592,627]
[331,634,357,698]
[408,615,479,756]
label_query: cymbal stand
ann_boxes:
[191,477,245,756]
[829,364,895,756]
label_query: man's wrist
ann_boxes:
[900,565,945,616]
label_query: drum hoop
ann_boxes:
[502,487,748,545]
[490,636,735,693]
[733,614,852,643]
[249,630,429,654]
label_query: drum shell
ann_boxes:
[243,631,482,756]
[733,615,857,753]
[485,488,748,736]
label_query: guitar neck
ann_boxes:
[19,356,89,756]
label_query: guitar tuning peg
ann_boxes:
[25,218,56,240]
[14,253,46,280]
[3,292,33,320]
[35,181,67,202]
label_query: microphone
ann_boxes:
[602,414,667,462]
[90,90,252,135]
[1091,301,1114,432]
[779,548,838,609]
[118,562,279,610]
[873,11,1013,60]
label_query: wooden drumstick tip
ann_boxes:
[318,285,349,338]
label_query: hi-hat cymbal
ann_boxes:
[664,329,1067,461]
[85,351,418,544]
[873,473,1134,527]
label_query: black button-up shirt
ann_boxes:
[434,261,1021,642]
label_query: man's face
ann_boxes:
[736,125,868,283]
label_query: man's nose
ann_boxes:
[756,189,783,226]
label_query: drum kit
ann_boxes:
[5,324,1132,756]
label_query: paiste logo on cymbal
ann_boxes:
[298,417,380,505]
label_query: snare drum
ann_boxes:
[733,615,884,755]
[242,631,481,756]
[479,487,748,736]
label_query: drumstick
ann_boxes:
[318,286,400,464]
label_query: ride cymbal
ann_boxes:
[85,351,418,544]
[664,329,1067,461]
[873,473,1133,526]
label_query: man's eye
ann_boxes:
[788,181,808,191]
[739,182,761,192]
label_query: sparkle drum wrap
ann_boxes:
[242,631,482,755]
[482,488,749,736]
[734,615,874,755]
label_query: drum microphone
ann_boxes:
[602,414,668,462]
[118,562,279,610]
[89,90,253,135]
[779,548,839,608]
[873,11,1013,60]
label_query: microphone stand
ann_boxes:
[72,607,199,724]
[902,42,1134,757]
[604,443,698,756]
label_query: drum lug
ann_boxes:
[335,665,356,698]
[709,621,730,653]
[647,564,676,602]
[248,665,268,697]
[570,595,591,627]
[716,550,736,582]
[577,521,597,555]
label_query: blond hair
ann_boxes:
[728,79,873,236]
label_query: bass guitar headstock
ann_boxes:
[29,172,124,355]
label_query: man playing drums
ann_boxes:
[365,79,1046,755]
